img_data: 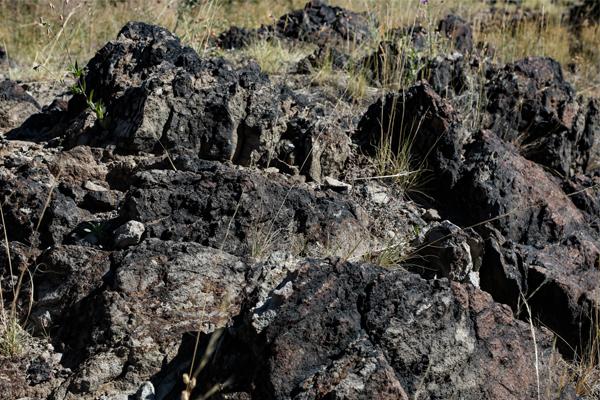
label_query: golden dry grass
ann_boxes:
[0,0,596,92]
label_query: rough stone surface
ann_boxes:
[1,9,598,400]
[113,220,145,248]
[0,80,40,133]
[484,57,599,176]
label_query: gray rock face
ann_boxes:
[113,220,145,248]
[120,159,368,258]
[208,260,560,400]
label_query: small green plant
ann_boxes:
[68,61,107,124]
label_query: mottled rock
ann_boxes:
[212,260,560,399]
[112,220,145,249]
[414,220,483,283]
[121,159,368,257]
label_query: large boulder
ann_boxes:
[357,81,600,355]
[120,158,369,258]
[217,0,374,49]
[8,22,354,181]
[207,260,560,399]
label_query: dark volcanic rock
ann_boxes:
[215,260,559,399]
[218,0,374,49]
[484,57,598,176]
[42,239,249,398]
[438,14,473,53]
[414,220,483,283]
[274,0,373,45]
[358,81,600,355]
[0,80,40,133]
[121,159,368,258]
[9,22,354,181]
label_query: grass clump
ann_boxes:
[242,39,313,75]
[0,317,23,358]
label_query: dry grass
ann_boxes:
[241,38,313,75]
[0,0,596,91]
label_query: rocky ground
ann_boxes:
[0,0,599,399]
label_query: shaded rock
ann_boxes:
[121,159,368,258]
[438,14,473,54]
[31,246,111,332]
[420,52,469,96]
[0,80,40,133]
[358,81,600,356]
[414,220,483,283]
[217,1,373,50]
[296,45,351,74]
[216,26,263,50]
[484,57,598,176]
[9,22,354,181]
[273,0,373,46]
[51,239,249,398]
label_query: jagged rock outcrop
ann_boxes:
[357,81,600,356]
[1,4,598,398]
[204,260,561,399]
[8,22,355,181]
[484,57,599,176]
[217,0,373,49]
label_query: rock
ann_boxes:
[120,159,368,258]
[422,208,441,221]
[437,14,473,54]
[218,0,374,49]
[136,381,155,400]
[10,22,355,181]
[112,220,145,249]
[414,220,483,282]
[216,26,263,50]
[209,260,560,399]
[484,57,598,176]
[421,52,469,96]
[31,245,111,332]
[322,176,352,192]
[0,80,40,133]
[50,239,250,398]
[274,0,373,45]
[296,45,352,74]
[363,182,390,205]
[358,81,600,355]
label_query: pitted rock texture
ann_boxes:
[0,5,598,399]
[357,80,600,358]
[121,158,368,258]
[207,260,560,400]
[484,57,599,176]
[8,22,356,182]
